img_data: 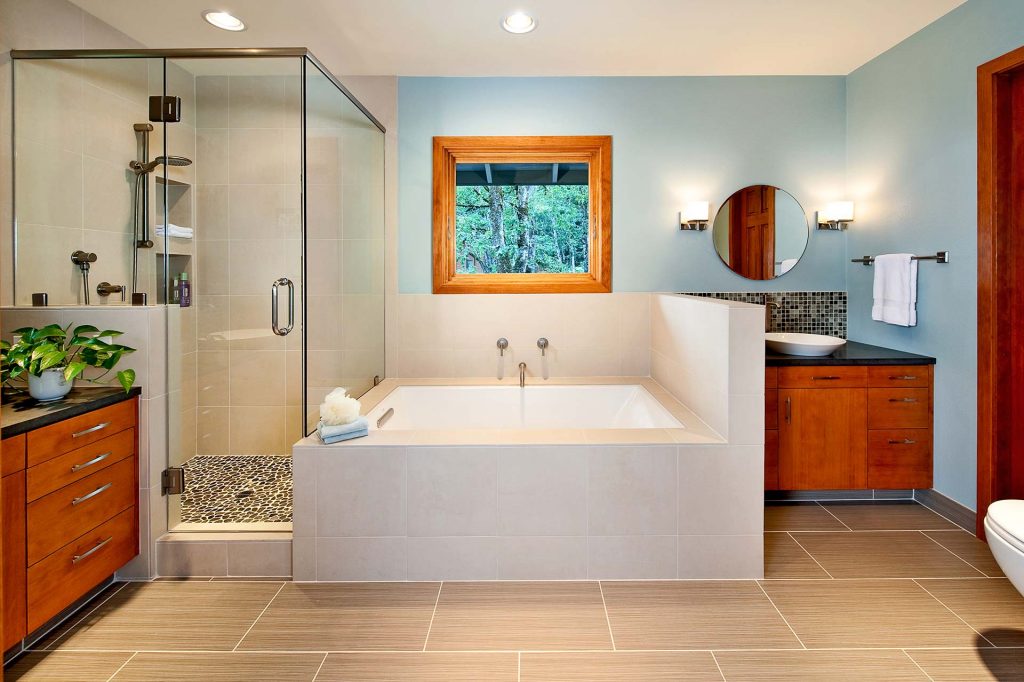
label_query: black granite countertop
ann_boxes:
[766,340,936,366]
[2,386,142,439]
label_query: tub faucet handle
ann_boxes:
[537,337,549,356]
[497,338,509,356]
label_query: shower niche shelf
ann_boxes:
[155,174,193,250]
[156,254,192,305]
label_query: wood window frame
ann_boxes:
[432,135,612,294]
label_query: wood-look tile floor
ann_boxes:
[9,501,1024,681]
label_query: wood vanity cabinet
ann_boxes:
[1,397,140,649]
[764,365,933,491]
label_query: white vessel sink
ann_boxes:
[766,333,846,357]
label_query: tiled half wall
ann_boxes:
[681,291,847,338]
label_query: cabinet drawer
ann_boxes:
[765,367,778,389]
[27,428,135,503]
[868,388,931,429]
[778,366,867,389]
[867,366,932,388]
[3,434,27,476]
[765,390,779,430]
[765,429,779,490]
[27,507,137,633]
[27,456,136,566]
[27,399,136,467]
[867,429,932,489]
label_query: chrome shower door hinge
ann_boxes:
[161,467,185,496]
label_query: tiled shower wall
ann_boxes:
[681,292,847,338]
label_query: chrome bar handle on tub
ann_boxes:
[271,277,295,336]
[377,407,395,429]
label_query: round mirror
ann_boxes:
[711,185,809,280]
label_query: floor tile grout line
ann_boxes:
[231,582,286,652]
[709,650,727,681]
[105,650,137,682]
[901,648,937,682]
[597,581,617,651]
[785,532,835,579]
[911,578,998,648]
[813,501,855,531]
[43,581,131,651]
[755,581,806,650]
[918,531,990,577]
[311,652,329,682]
[422,582,443,652]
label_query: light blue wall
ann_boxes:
[846,0,1024,509]
[398,76,848,293]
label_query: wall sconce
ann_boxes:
[817,201,855,230]
[680,201,710,231]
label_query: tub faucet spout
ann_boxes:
[519,362,527,388]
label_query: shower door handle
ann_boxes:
[271,278,295,336]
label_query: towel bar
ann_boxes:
[851,251,950,265]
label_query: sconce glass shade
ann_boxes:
[682,201,710,223]
[824,201,854,222]
[818,201,855,230]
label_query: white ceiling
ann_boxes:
[70,0,965,77]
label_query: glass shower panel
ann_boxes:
[304,61,386,433]
[13,57,164,305]
[167,57,303,530]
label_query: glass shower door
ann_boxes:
[167,56,304,529]
[303,61,386,432]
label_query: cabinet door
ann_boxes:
[779,388,868,489]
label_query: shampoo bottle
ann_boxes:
[179,272,191,308]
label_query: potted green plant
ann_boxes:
[1,324,137,402]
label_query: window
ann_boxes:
[432,136,611,293]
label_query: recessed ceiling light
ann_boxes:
[202,10,246,32]
[502,12,536,34]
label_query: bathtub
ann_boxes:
[365,384,683,430]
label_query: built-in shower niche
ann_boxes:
[154,175,193,304]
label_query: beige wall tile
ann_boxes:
[229,351,287,406]
[229,405,290,454]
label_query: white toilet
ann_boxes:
[985,499,1024,596]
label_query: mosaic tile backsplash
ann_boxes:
[681,291,847,338]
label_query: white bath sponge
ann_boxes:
[320,387,361,426]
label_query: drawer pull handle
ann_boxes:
[72,421,110,438]
[72,537,113,564]
[71,451,111,473]
[888,397,918,403]
[812,376,841,380]
[888,438,918,445]
[889,375,918,381]
[785,396,792,423]
[72,482,112,506]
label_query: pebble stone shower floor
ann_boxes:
[179,455,292,524]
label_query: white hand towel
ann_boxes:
[871,253,918,326]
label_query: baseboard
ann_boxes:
[765,489,914,502]
[914,488,976,533]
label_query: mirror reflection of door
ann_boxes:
[712,185,809,281]
[730,185,775,279]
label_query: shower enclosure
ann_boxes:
[10,49,386,533]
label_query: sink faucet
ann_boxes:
[765,295,782,332]
[519,362,527,388]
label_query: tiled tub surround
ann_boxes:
[293,295,766,581]
[683,291,847,338]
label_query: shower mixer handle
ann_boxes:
[96,282,126,302]
[71,250,97,270]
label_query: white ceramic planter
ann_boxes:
[28,367,73,402]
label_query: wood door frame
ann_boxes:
[977,44,1024,537]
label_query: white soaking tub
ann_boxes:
[365,384,683,431]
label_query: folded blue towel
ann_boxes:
[318,417,369,444]
[320,428,368,444]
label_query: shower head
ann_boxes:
[129,155,193,174]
